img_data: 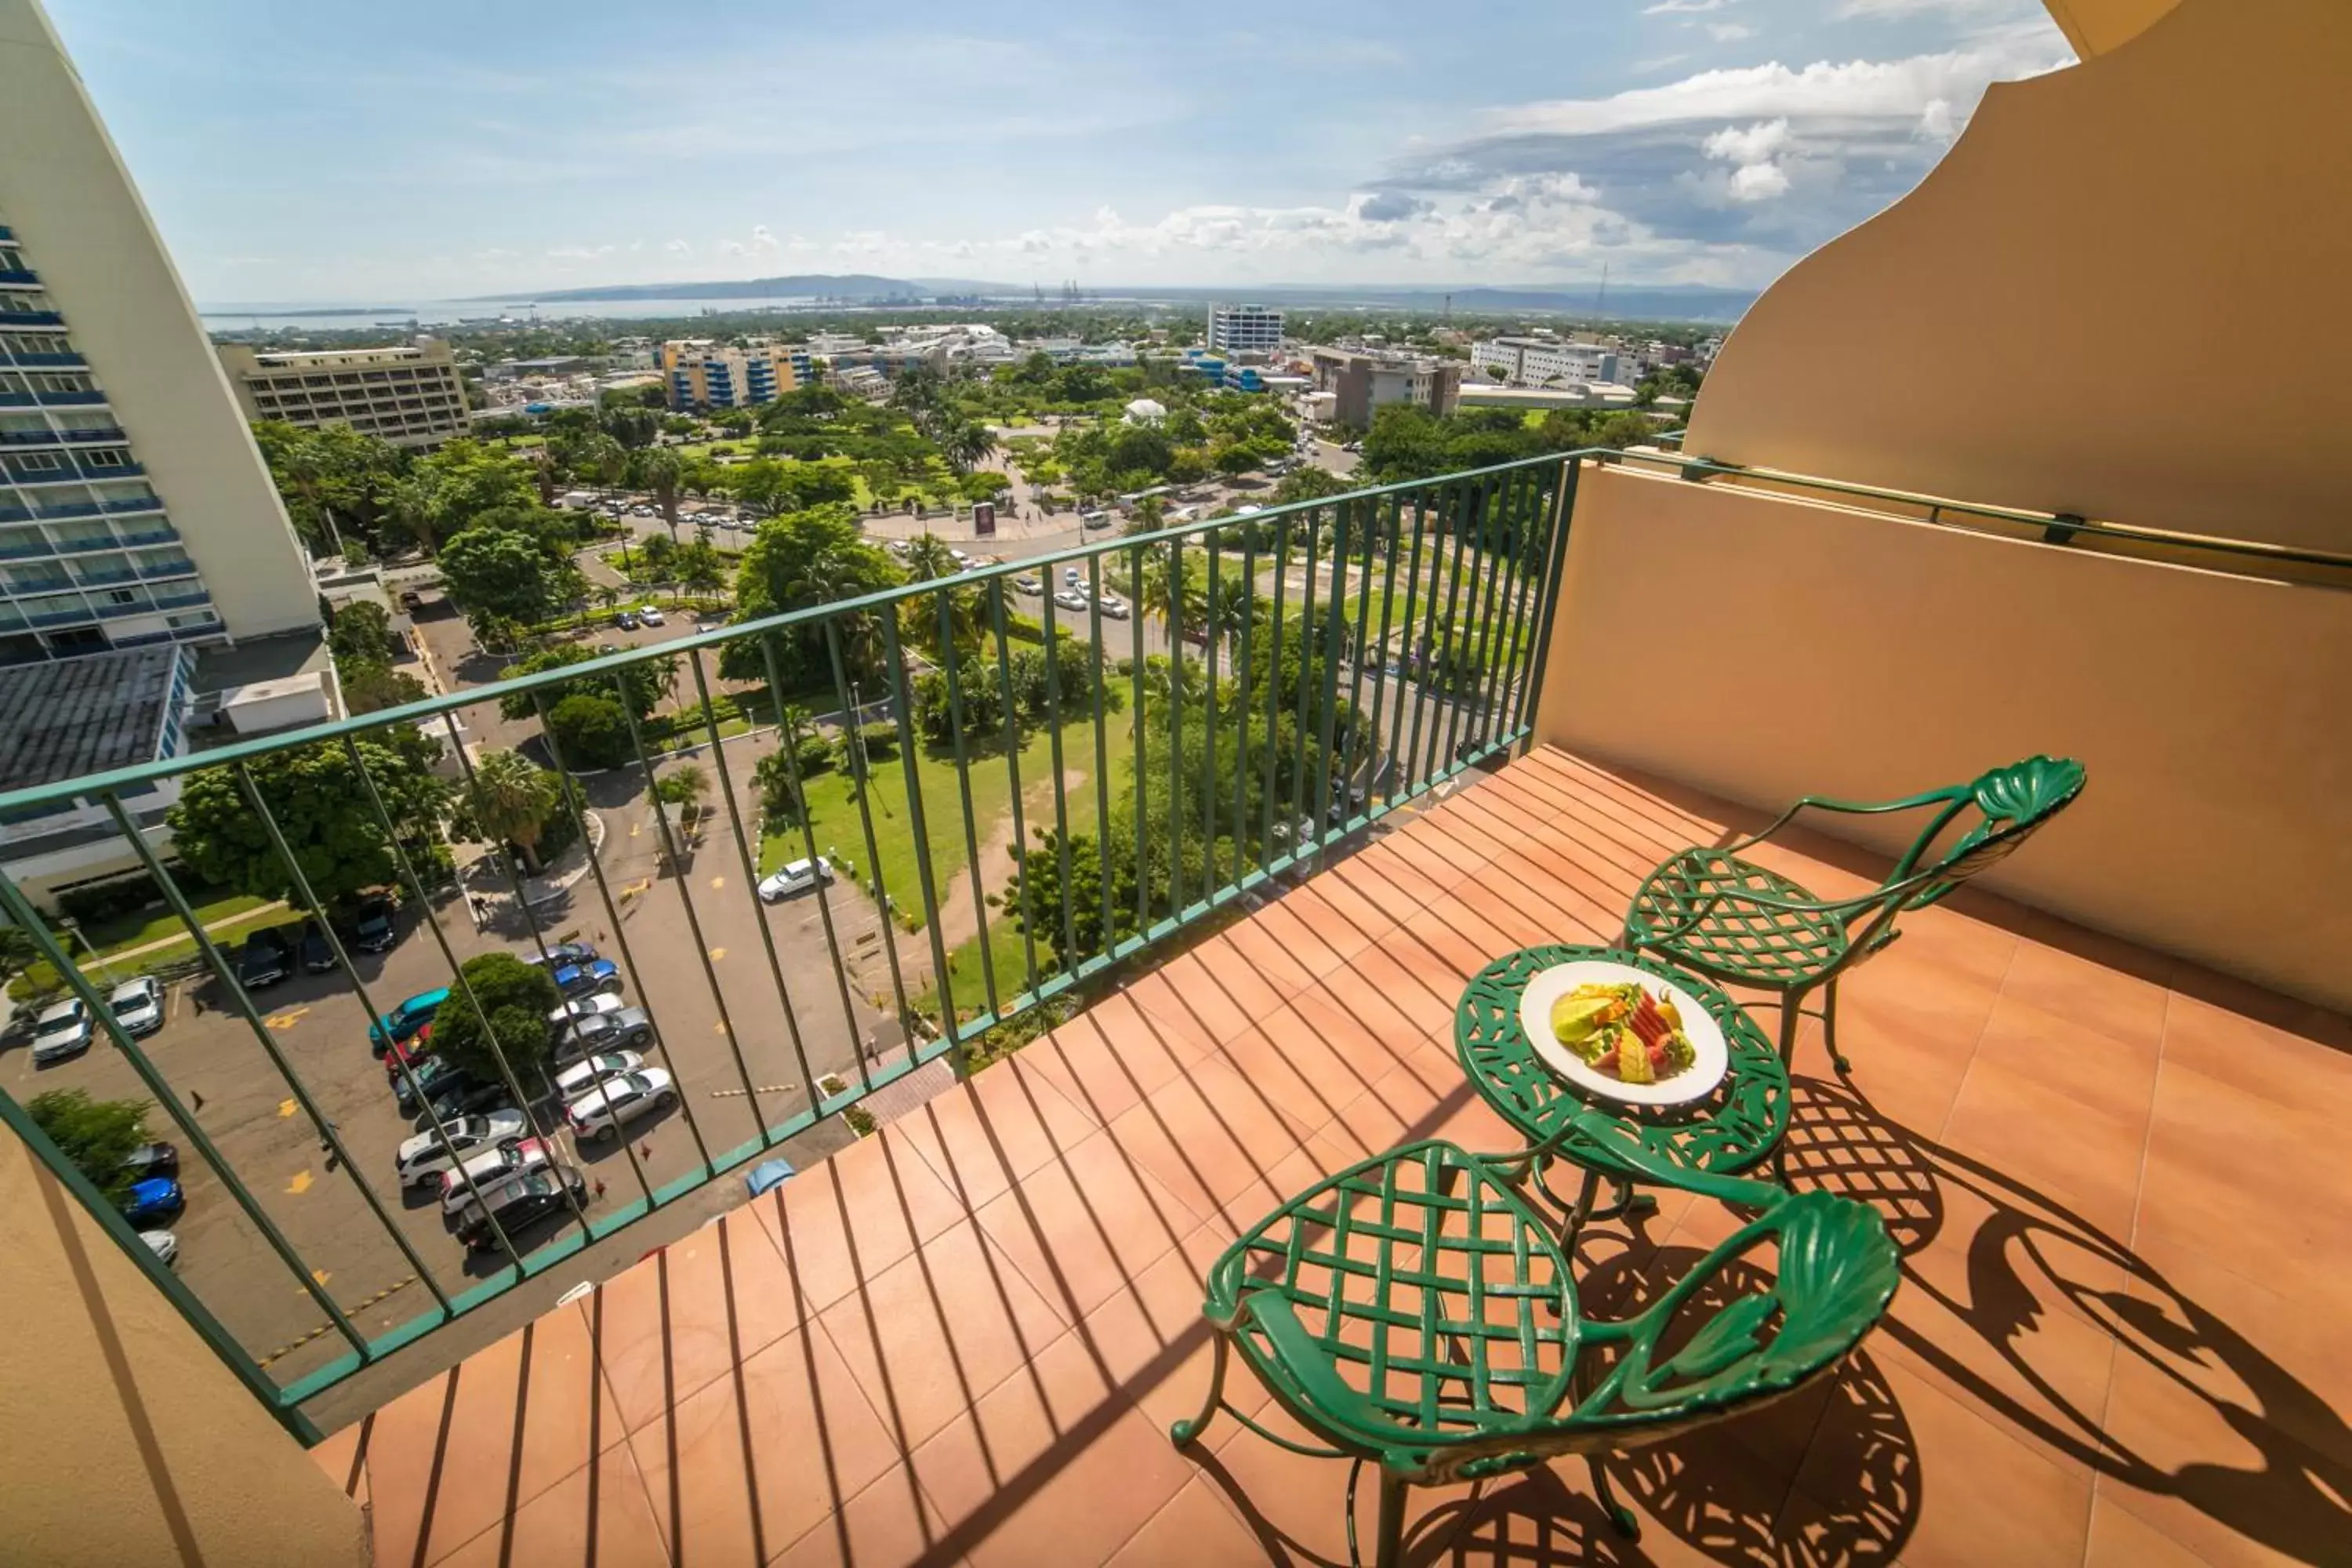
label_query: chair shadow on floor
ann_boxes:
[1780,1072,2352,1567]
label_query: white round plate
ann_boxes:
[1518,960,1729,1108]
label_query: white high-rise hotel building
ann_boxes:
[0,0,315,664]
[1207,303,1285,357]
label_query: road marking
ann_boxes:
[709,1084,797,1098]
[258,1276,417,1367]
[630,822,641,838]
[710,875,726,891]
[285,1169,314,1195]
[310,1269,332,1287]
[713,1020,729,1035]
[278,1098,298,1119]
[708,946,725,962]
[265,1006,310,1031]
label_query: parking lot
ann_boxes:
[5,748,894,1395]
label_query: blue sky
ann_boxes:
[45,0,2071,305]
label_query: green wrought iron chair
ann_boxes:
[1621,755,2085,1073]
[1172,1123,1901,1568]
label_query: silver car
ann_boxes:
[393,1109,531,1190]
[31,997,93,1065]
[108,976,165,1040]
[563,1069,678,1142]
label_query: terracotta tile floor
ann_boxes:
[313,748,2352,1567]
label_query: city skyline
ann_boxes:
[47,0,2069,305]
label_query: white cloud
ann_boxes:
[749,224,781,253]
[1726,162,1791,200]
[1838,0,2032,16]
[664,238,691,254]
[1644,0,1734,12]
[1702,118,1790,165]
[1918,97,1955,138]
[1708,23,1756,42]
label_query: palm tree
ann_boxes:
[941,423,996,476]
[680,547,726,602]
[1138,539,1202,633]
[901,532,958,583]
[635,447,685,541]
[594,583,621,616]
[466,749,564,870]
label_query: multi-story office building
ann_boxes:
[1469,336,1621,387]
[216,339,469,448]
[0,0,317,664]
[1207,303,1285,357]
[657,339,812,410]
[1308,347,1461,430]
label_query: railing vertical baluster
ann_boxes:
[1200,527,1221,895]
[1036,571,1077,969]
[1461,468,1517,757]
[876,609,956,1037]
[982,579,1040,1005]
[230,760,522,1287]
[439,713,562,974]
[1426,476,1478,782]
[1085,553,1114,962]
[1399,486,1439,798]
[1287,504,1326,859]
[935,582,998,1022]
[754,633,866,1080]
[522,695,713,1189]
[614,671,768,1145]
[1338,492,1380,826]
[1164,535,1185,918]
[1363,491,1405,812]
[686,646,818,1129]
[1494,464,1555,748]
[1311,498,1350,848]
[1259,511,1290,876]
[826,615,912,1081]
[1231,519,1258,880]
[0,848,372,1364]
[345,733,593,1249]
[1127,542,1149,935]
[1517,457,1581,745]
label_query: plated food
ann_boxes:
[1548,981,1698,1086]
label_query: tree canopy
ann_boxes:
[428,953,562,1083]
[721,503,905,686]
[497,643,676,721]
[27,1090,151,1204]
[167,734,447,909]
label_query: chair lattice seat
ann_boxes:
[1631,849,1849,984]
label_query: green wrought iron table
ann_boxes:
[1454,943,1791,1238]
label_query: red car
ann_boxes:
[383,1023,436,1087]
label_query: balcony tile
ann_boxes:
[891,1056,1099,1210]
[1101,1051,1308,1221]
[753,1124,968,1318]
[767,1462,957,1568]
[432,1443,669,1568]
[1105,1477,1265,1566]
[626,1317,902,1564]
[815,1218,1071,1452]
[593,1207,808,1433]
[973,1126,1206,1323]
[1014,992,1213,1127]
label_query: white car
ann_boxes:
[549,1050,644,1102]
[1012,575,1044,596]
[108,976,164,1039]
[437,1137,552,1215]
[564,1069,678,1142]
[757,856,835,903]
[1096,594,1131,619]
[1052,590,1090,613]
[637,605,666,626]
[140,1229,179,1269]
[393,1110,530,1190]
[1063,566,1083,586]
[548,992,627,1029]
[31,997,93,1065]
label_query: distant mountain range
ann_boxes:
[465,274,1758,322]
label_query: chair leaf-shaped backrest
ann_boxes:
[1895,754,2085,911]
[1571,1190,1900,1432]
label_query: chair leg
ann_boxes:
[1588,1456,1640,1541]
[1824,978,1852,1076]
[1777,985,1807,1069]
[1563,1166,1602,1248]
[1374,1471,1410,1568]
[1170,1330,1229,1448]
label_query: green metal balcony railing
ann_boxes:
[0,452,1581,1439]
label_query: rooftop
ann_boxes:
[0,642,183,792]
[310,749,2351,1568]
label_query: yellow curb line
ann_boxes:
[256,1275,418,1367]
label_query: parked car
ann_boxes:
[140,1229,179,1269]
[121,1142,178,1181]
[371,987,450,1054]
[637,604,665,626]
[548,992,626,1030]
[756,856,835,903]
[412,1073,514,1134]
[552,1005,653,1061]
[564,1069,677,1142]
[30,998,93,1065]
[299,918,338,973]
[614,609,640,632]
[520,942,597,972]
[1063,566,1083,586]
[1095,594,1131,619]
[549,1050,644,1102]
[456,1166,587,1254]
[550,959,622,1000]
[382,1024,437,1087]
[120,1177,184,1229]
[437,1137,551,1216]
[392,1054,470,1117]
[398,588,426,613]
[1012,575,1044,596]
[393,1109,530,1191]
[237,925,294,989]
[1052,590,1089,613]
[348,895,397,953]
[107,977,164,1040]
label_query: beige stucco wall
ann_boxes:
[2043,0,2180,56]
[1686,0,2352,555]
[1534,465,2352,1014]
[0,0,319,641]
[0,1124,368,1567]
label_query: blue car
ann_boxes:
[121,1177,185,1229]
[550,960,621,1000]
[369,986,451,1055]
